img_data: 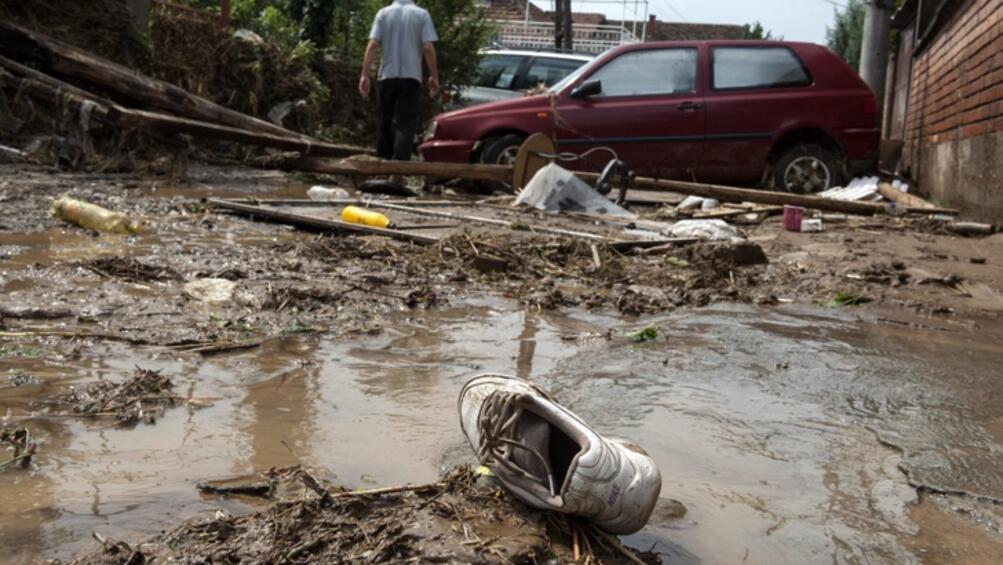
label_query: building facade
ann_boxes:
[890,0,1002,221]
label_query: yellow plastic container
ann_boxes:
[50,197,140,234]
[341,205,393,229]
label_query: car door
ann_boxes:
[550,46,704,179]
[701,45,815,184]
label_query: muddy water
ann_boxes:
[2,301,1003,563]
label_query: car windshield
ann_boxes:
[547,52,606,93]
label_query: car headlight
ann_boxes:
[424,120,437,141]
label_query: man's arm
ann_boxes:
[423,42,439,97]
[359,39,380,97]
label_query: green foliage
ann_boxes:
[175,0,221,9]
[334,0,493,92]
[826,0,865,70]
[628,326,659,342]
[221,0,492,93]
[742,21,777,40]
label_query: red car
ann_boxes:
[420,40,879,193]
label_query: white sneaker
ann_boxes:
[458,373,661,534]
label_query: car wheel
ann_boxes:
[480,134,525,165]
[773,144,843,194]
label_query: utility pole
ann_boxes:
[554,0,573,51]
[126,0,152,33]
[859,0,892,125]
[220,0,231,30]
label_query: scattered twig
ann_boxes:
[589,527,646,565]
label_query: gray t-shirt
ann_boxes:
[369,0,438,82]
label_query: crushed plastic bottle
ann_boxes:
[307,185,350,201]
[341,205,394,229]
[50,197,140,234]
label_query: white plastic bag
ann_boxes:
[514,163,634,218]
[666,219,741,241]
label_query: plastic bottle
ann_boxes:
[341,205,394,229]
[307,185,350,201]
[50,197,140,234]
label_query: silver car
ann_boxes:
[457,49,593,108]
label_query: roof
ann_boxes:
[643,21,745,41]
[482,0,549,22]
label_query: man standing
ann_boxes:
[359,0,439,162]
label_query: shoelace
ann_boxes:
[477,391,557,496]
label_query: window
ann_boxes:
[474,55,524,89]
[521,57,586,89]
[712,47,812,90]
[587,49,697,97]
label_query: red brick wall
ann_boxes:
[903,0,1002,155]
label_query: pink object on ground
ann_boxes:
[783,205,806,231]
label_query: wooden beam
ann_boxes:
[0,21,311,141]
[270,155,512,183]
[0,69,110,120]
[206,198,438,244]
[575,174,960,216]
[107,106,362,158]
[0,55,111,109]
[877,182,936,209]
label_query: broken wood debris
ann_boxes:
[259,154,512,184]
[207,198,439,244]
[0,21,304,140]
[877,181,937,209]
[209,197,695,251]
[252,152,957,218]
[0,23,365,158]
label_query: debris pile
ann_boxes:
[71,465,654,564]
[50,368,181,426]
[80,257,181,283]
[0,425,37,470]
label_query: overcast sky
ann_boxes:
[531,0,845,45]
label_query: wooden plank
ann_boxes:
[609,237,699,251]
[877,182,936,209]
[272,155,512,184]
[107,106,361,158]
[0,21,310,141]
[206,198,437,244]
[217,198,482,207]
[582,174,960,216]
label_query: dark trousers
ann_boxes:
[377,78,421,161]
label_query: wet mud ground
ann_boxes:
[2,163,1003,563]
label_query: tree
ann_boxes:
[826,0,865,70]
[742,21,776,40]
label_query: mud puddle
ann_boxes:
[2,300,1003,563]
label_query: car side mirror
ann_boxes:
[570,79,602,99]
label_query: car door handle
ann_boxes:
[677,101,704,111]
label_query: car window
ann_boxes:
[712,47,812,90]
[521,57,586,89]
[474,55,524,89]
[587,49,697,97]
